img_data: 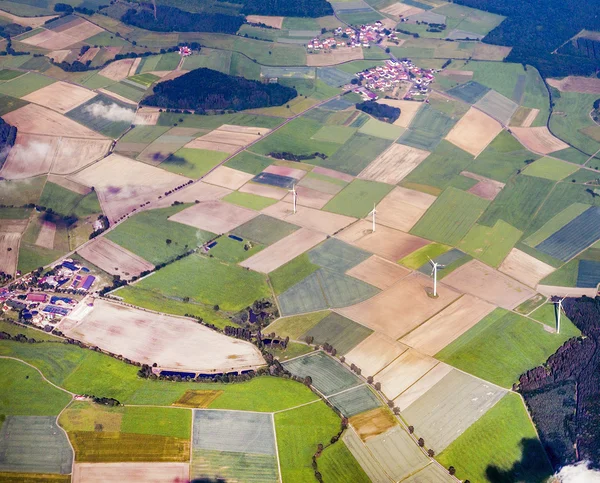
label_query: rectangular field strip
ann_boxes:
[191,450,279,482]
[328,385,382,417]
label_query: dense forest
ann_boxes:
[0,118,17,168]
[142,68,297,111]
[452,0,600,78]
[242,0,333,18]
[356,101,401,123]
[121,5,244,33]
[517,296,600,469]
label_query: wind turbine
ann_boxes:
[369,203,377,232]
[428,257,445,297]
[289,184,297,214]
[552,296,565,334]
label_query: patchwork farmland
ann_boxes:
[0,1,598,481]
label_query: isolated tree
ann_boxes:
[418,437,425,447]
[305,335,314,344]
[304,375,312,386]
[387,400,395,408]
[449,466,456,476]
[166,239,172,245]
[367,376,374,384]
[408,425,414,434]
[374,382,381,391]
[428,449,435,457]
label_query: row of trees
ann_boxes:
[0,118,17,168]
[242,0,333,18]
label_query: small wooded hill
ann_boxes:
[356,101,401,123]
[0,118,17,167]
[142,68,297,111]
[243,0,333,18]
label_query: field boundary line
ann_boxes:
[189,407,194,467]
[55,399,76,477]
[0,355,75,395]
[272,398,320,415]
[325,382,366,400]
[129,404,269,415]
[271,413,283,483]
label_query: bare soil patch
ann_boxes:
[1,133,58,179]
[393,363,453,411]
[381,3,424,17]
[336,219,428,261]
[47,174,92,195]
[400,294,495,356]
[245,15,284,29]
[35,220,56,249]
[521,108,540,128]
[359,143,430,184]
[262,201,355,235]
[346,254,410,289]
[462,171,505,200]
[72,462,190,483]
[241,227,325,273]
[48,49,71,63]
[79,47,99,63]
[350,408,398,442]
[282,185,333,209]
[344,331,408,378]
[169,200,257,234]
[0,9,57,27]
[377,99,423,128]
[134,107,160,126]
[537,285,597,298]
[77,237,154,278]
[375,349,440,400]
[62,299,264,372]
[263,165,307,180]
[239,182,288,200]
[0,221,24,275]
[312,166,354,182]
[52,138,112,174]
[99,59,137,81]
[36,20,103,50]
[203,166,254,190]
[445,107,503,157]
[442,259,535,309]
[510,126,569,155]
[498,248,555,288]
[337,272,461,339]
[375,186,436,232]
[547,76,600,94]
[307,47,363,67]
[3,104,106,139]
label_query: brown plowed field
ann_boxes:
[262,201,355,235]
[239,182,288,200]
[350,408,398,442]
[346,255,410,290]
[35,220,56,249]
[445,107,503,157]
[344,332,409,377]
[72,462,190,483]
[359,143,430,184]
[511,126,569,154]
[168,200,258,234]
[375,186,436,232]
[246,15,284,29]
[547,76,600,94]
[462,171,505,200]
[202,166,254,190]
[376,99,423,128]
[99,58,137,81]
[282,185,333,209]
[498,248,555,288]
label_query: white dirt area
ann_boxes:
[22,81,96,114]
[344,332,409,378]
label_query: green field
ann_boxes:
[437,393,552,483]
[522,157,579,181]
[323,179,393,218]
[233,214,300,245]
[66,93,135,139]
[182,49,232,73]
[38,182,100,218]
[478,175,555,232]
[0,93,28,116]
[207,235,264,263]
[269,253,320,295]
[458,220,522,267]
[303,312,373,355]
[318,441,371,483]
[225,150,272,174]
[529,302,566,329]
[539,259,579,287]
[265,311,330,340]
[106,204,212,265]
[118,125,170,144]
[105,81,146,102]
[358,118,404,140]
[317,133,392,176]
[222,191,277,211]
[0,72,54,98]
[399,242,451,269]
[551,147,594,165]
[0,176,45,206]
[158,111,282,131]
[127,73,160,87]
[311,125,356,144]
[0,69,23,81]
[192,450,278,482]
[411,187,490,245]
[398,104,457,151]
[550,91,600,156]
[0,359,71,416]
[161,148,227,178]
[436,308,580,388]
[123,253,271,312]
[275,401,341,483]
[524,202,589,247]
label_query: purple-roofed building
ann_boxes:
[81,275,96,290]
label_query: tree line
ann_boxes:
[0,118,17,168]
[242,0,333,18]
[356,100,401,123]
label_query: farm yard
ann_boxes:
[0,3,599,482]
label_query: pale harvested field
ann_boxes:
[537,285,598,298]
[97,88,138,105]
[462,171,505,200]
[184,139,239,154]
[471,44,511,61]
[41,21,103,50]
[194,130,263,147]
[283,185,333,209]
[99,58,137,81]
[129,57,142,77]
[3,104,106,139]
[35,220,56,249]
[381,2,424,17]
[246,15,284,29]
[19,28,57,46]
[337,272,461,339]
[377,99,423,128]
[0,219,28,234]
[511,126,570,154]
[375,186,436,232]
[169,200,257,234]
[346,255,410,290]
[0,133,58,179]
[336,219,429,261]
[78,237,154,277]
[547,76,600,94]
[359,143,430,184]
[48,49,71,63]
[240,227,326,273]
[400,294,495,356]
[0,232,21,275]
[312,166,354,182]
[134,107,160,126]
[307,47,363,67]
[154,181,231,208]
[349,407,398,442]
[239,181,288,200]
[62,299,264,372]
[498,248,555,288]
[53,137,112,174]
[71,153,189,222]
[443,259,535,309]
[375,349,440,400]
[0,9,57,27]
[203,166,254,190]
[393,363,453,411]
[344,332,408,378]
[262,201,355,235]
[48,174,91,195]
[72,462,190,483]
[521,108,540,128]
[439,69,473,80]
[263,164,307,180]
[446,107,503,157]
[79,47,99,63]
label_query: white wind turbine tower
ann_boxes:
[428,257,445,297]
[369,203,377,232]
[289,184,297,214]
[552,296,565,334]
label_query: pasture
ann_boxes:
[0,72,55,98]
[323,179,394,218]
[328,385,382,417]
[316,133,393,176]
[223,191,277,210]
[436,308,580,388]
[225,150,272,174]
[122,253,271,312]
[458,220,522,267]
[398,105,457,151]
[447,81,490,104]
[268,253,320,295]
[318,441,371,483]
[162,148,227,178]
[411,187,490,245]
[522,157,579,181]
[303,312,373,355]
[265,311,330,340]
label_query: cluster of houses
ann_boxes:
[307,21,399,52]
[353,59,437,98]
[1,259,97,328]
